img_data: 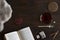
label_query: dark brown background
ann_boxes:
[0,0,60,40]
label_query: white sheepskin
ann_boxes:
[0,0,12,32]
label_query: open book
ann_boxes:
[5,27,35,40]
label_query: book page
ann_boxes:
[5,31,20,40]
[17,27,35,40]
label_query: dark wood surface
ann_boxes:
[0,0,60,40]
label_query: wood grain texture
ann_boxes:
[1,0,60,40]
